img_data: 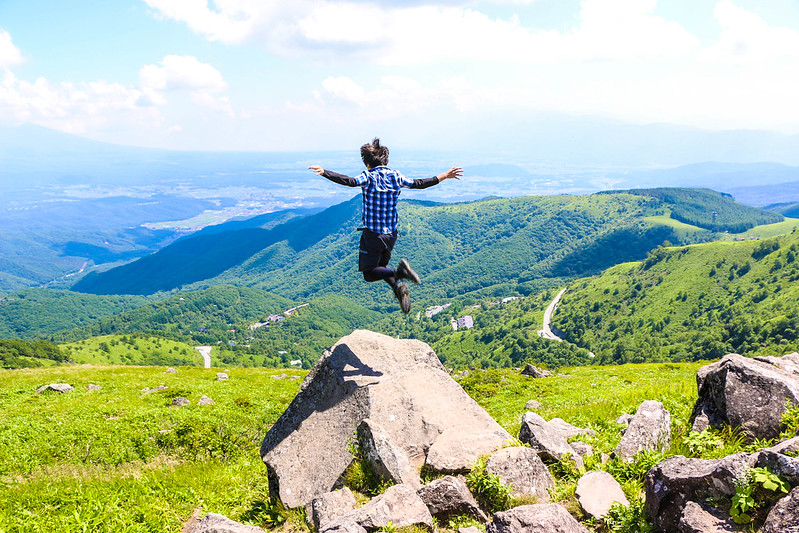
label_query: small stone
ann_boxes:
[570,441,594,457]
[197,395,214,405]
[309,487,357,531]
[172,397,190,407]
[87,384,101,391]
[272,373,288,380]
[165,367,178,373]
[217,372,229,381]
[525,400,542,410]
[189,512,266,533]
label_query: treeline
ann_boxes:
[0,339,65,369]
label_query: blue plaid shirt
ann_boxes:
[351,166,415,234]
[321,166,439,234]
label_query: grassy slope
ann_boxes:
[61,335,203,366]
[553,229,799,363]
[0,361,710,532]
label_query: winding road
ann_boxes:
[195,346,212,368]
[538,288,567,341]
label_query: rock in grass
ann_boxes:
[575,470,628,519]
[417,475,489,522]
[165,367,177,373]
[525,399,542,410]
[35,383,73,394]
[187,512,265,533]
[486,446,553,502]
[172,397,190,407]
[487,504,590,533]
[521,364,552,378]
[87,384,101,391]
[614,400,671,462]
[197,395,214,405]
[216,372,229,381]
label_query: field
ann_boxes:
[0,360,722,532]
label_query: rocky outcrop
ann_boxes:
[417,475,488,522]
[486,504,590,533]
[260,330,511,508]
[575,470,628,519]
[614,400,671,462]
[485,446,553,502]
[690,353,799,440]
[357,419,420,489]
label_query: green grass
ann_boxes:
[731,217,799,239]
[0,359,758,532]
[61,334,203,366]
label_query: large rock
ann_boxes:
[323,484,433,532]
[417,475,488,522]
[614,400,671,462]
[521,364,552,378]
[486,504,590,533]
[260,330,511,508]
[644,454,756,533]
[690,353,799,440]
[518,412,584,469]
[762,486,799,533]
[575,470,628,519]
[677,501,740,533]
[754,449,799,485]
[187,513,265,533]
[485,446,553,502]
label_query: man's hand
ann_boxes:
[308,165,325,176]
[437,167,463,182]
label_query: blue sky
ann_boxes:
[1,0,799,151]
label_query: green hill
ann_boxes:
[551,230,799,363]
[72,188,778,306]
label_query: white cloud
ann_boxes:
[0,71,159,134]
[143,0,269,44]
[0,31,24,69]
[139,55,232,114]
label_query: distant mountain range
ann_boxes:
[71,189,782,304]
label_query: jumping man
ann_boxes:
[309,138,462,313]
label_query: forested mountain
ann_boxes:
[72,189,778,307]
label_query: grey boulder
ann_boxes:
[518,412,584,469]
[677,501,740,533]
[323,484,433,532]
[690,353,799,439]
[309,488,357,532]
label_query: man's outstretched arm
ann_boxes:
[409,166,463,189]
[308,165,361,187]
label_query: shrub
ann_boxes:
[465,457,513,512]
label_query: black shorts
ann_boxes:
[358,229,397,272]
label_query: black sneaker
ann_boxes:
[396,259,420,284]
[394,282,411,314]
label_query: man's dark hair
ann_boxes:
[361,138,389,168]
